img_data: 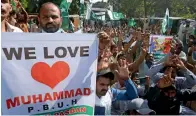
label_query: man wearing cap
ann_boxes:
[94,68,138,115]
[122,98,156,115]
[145,67,196,115]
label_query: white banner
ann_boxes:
[1,33,98,115]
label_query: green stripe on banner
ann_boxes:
[154,54,165,60]
[35,105,93,115]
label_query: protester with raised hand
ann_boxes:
[145,67,196,115]
[147,55,196,90]
[95,68,138,115]
[15,1,29,32]
[1,0,22,32]
[128,45,148,73]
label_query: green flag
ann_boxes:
[60,0,72,31]
[107,10,124,20]
[90,11,105,20]
[128,18,136,27]
[80,0,85,16]
[162,8,169,34]
[112,12,124,20]
[10,0,16,11]
[85,3,92,19]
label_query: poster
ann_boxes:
[1,33,98,115]
[149,35,173,60]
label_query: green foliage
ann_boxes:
[116,0,196,19]
[20,0,28,9]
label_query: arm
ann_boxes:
[128,48,147,73]
[128,40,138,54]
[123,37,136,52]
[178,68,196,88]
[177,89,196,101]
[111,79,138,101]
[154,52,171,65]
[146,63,164,78]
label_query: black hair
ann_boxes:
[131,72,138,79]
[38,2,62,17]
[189,35,195,40]
[161,85,176,92]
[96,74,114,81]
[117,53,126,61]
[111,44,118,51]
[69,17,74,23]
[9,10,16,16]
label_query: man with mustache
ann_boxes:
[38,2,64,33]
[95,68,138,115]
[1,0,22,32]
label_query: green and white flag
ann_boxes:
[128,18,136,27]
[80,0,85,16]
[85,4,92,20]
[90,12,105,21]
[162,8,169,34]
[107,10,124,20]
[60,0,72,31]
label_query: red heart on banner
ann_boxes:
[31,61,70,89]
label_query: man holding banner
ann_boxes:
[38,2,65,33]
[1,33,98,115]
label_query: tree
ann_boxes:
[20,0,29,9]
[114,0,196,19]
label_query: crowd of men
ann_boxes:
[2,0,196,115]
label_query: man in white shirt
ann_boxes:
[95,69,138,115]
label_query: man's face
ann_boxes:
[164,67,177,79]
[111,47,118,55]
[188,39,194,47]
[163,89,176,101]
[1,0,11,21]
[118,57,127,67]
[9,15,17,25]
[175,44,183,55]
[146,54,154,61]
[38,4,62,33]
[96,76,110,97]
[100,35,110,44]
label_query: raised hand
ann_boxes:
[175,58,186,69]
[97,57,109,71]
[164,56,174,66]
[157,67,174,88]
[114,62,130,81]
[141,46,148,55]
